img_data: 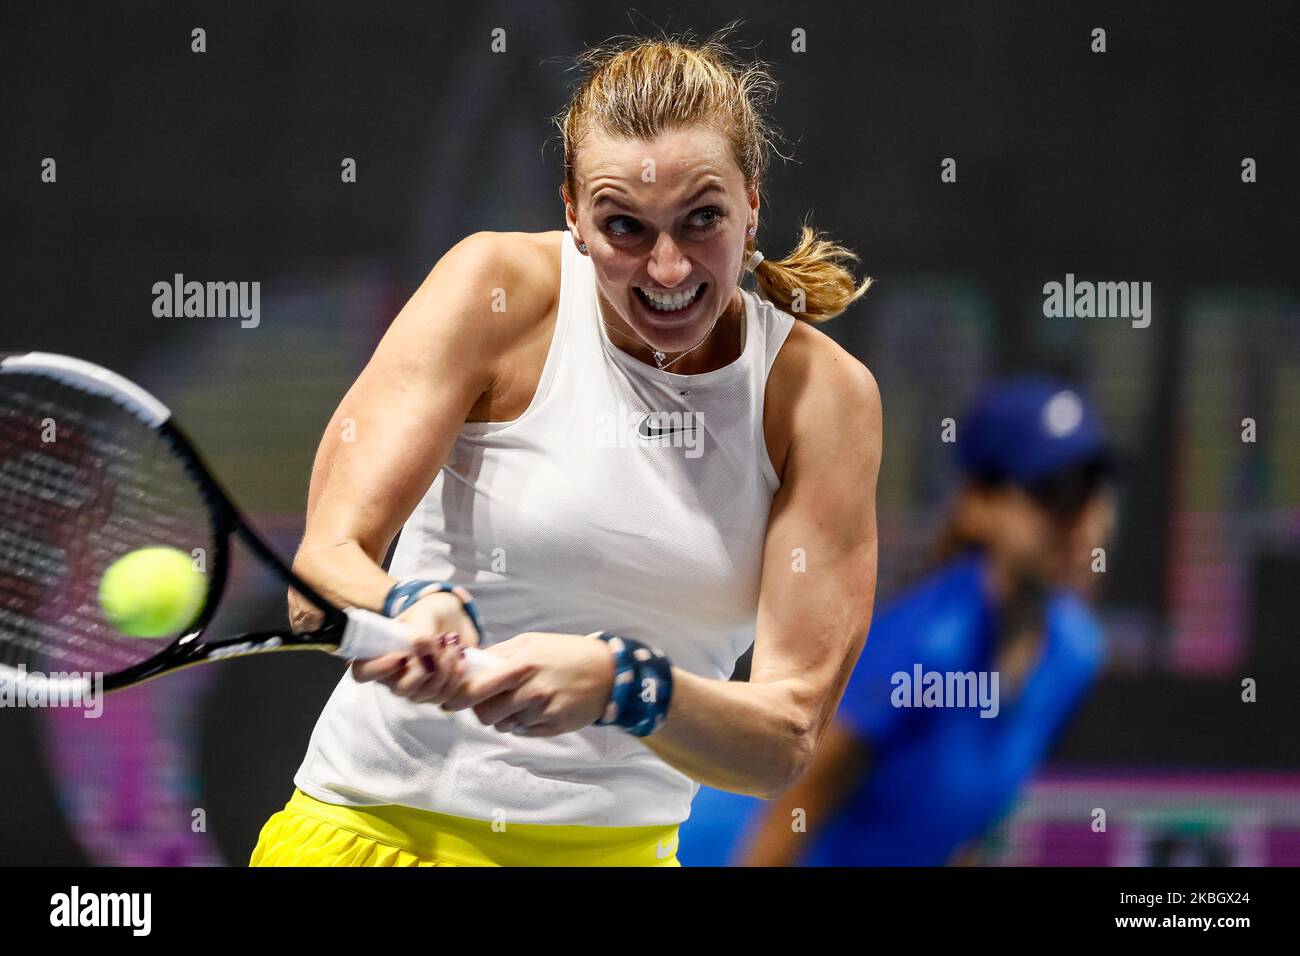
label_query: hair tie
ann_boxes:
[745,249,765,273]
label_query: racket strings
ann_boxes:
[0,373,217,675]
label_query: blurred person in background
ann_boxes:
[681,377,1117,865]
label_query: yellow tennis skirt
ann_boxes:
[250,788,681,867]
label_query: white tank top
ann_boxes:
[294,231,796,826]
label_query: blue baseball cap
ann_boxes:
[955,377,1115,487]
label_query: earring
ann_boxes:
[577,241,588,253]
[748,225,756,237]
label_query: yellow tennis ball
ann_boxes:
[98,547,207,638]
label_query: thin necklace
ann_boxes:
[597,296,727,395]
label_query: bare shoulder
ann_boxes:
[763,317,882,482]
[494,229,564,304]
[360,230,564,419]
[427,229,561,340]
[403,229,560,362]
[434,230,564,421]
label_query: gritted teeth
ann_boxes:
[636,283,704,311]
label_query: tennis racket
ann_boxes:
[0,350,498,699]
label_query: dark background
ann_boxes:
[2,1,1297,865]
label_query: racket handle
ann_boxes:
[339,607,501,677]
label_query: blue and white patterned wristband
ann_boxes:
[382,578,483,635]
[593,632,674,737]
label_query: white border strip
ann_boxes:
[1,352,171,426]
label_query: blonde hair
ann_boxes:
[554,23,872,323]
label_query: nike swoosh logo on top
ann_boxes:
[656,836,678,859]
[637,416,697,440]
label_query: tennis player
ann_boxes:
[738,378,1116,865]
[250,29,880,867]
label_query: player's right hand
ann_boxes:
[351,587,482,705]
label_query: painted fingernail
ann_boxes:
[421,653,438,674]
[448,633,461,645]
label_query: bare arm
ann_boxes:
[738,721,870,866]
[637,336,883,798]
[287,232,536,632]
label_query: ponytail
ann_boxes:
[749,222,873,322]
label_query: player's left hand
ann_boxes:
[440,631,614,737]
